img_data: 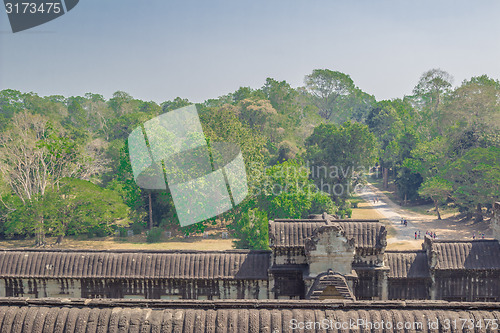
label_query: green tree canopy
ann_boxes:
[304,69,355,120]
[305,122,378,201]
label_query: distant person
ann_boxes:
[414,232,417,240]
[482,233,485,239]
[418,231,421,239]
[473,233,476,240]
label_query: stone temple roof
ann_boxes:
[384,251,430,279]
[269,219,387,249]
[428,239,500,270]
[0,249,271,280]
[0,298,499,333]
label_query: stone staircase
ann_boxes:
[306,270,356,300]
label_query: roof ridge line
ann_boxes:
[0,248,272,254]
[2,298,500,310]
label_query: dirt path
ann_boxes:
[357,183,491,249]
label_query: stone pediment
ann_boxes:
[304,223,356,276]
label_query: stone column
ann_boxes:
[492,202,500,240]
[380,270,388,300]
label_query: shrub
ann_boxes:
[131,221,145,235]
[118,228,127,237]
[231,208,269,250]
[338,207,352,218]
[146,227,163,243]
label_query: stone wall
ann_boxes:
[433,271,500,302]
[0,278,269,300]
[271,248,307,265]
[0,278,81,298]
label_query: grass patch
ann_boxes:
[386,241,422,250]
[382,219,398,238]
[350,197,385,220]
[0,232,236,251]
[349,196,364,208]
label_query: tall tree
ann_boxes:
[262,78,300,125]
[444,147,500,221]
[108,91,134,115]
[366,102,403,188]
[443,75,500,155]
[304,69,355,120]
[256,159,336,219]
[3,178,130,244]
[418,177,452,220]
[305,122,377,201]
[82,93,113,136]
[0,112,79,202]
[413,68,453,112]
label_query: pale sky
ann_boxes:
[1,0,499,103]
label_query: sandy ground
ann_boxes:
[355,183,493,250]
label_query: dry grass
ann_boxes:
[386,240,423,250]
[351,201,385,220]
[0,235,236,251]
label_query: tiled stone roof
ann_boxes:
[0,249,271,279]
[269,219,386,249]
[0,298,499,333]
[430,240,500,270]
[385,251,430,278]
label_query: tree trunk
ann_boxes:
[434,199,441,220]
[148,192,153,230]
[55,234,64,245]
[36,217,45,247]
[474,203,483,222]
[383,167,388,189]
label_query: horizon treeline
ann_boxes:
[0,68,499,248]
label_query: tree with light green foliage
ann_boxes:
[231,208,269,250]
[418,177,452,220]
[230,159,336,249]
[444,147,500,221]
[304,69,355,120]
[443,75,500,155]
[256,159,336,219]
[2,178,130,244]
[413,68,453,113]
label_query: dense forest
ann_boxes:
[0,69,499,248]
